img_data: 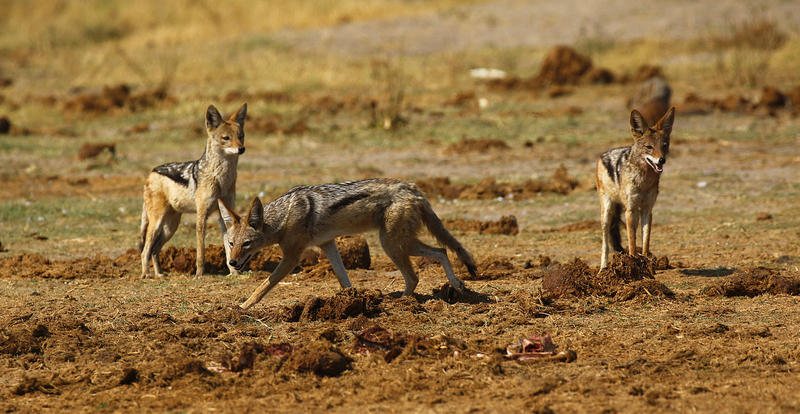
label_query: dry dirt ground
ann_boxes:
[2,1,800,413]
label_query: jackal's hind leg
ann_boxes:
[150,212,180,277]
[410,240,465,292]
[379,231,419,296]
[320,241,352,288]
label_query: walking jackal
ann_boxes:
[596,107,675,269]
[217,178,478,309]
[139,103,247,278]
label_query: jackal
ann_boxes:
[596,107,675,269]
[139,103,247,278]
[217,178,478,309]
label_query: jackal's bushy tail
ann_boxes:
[420,200,478,277]
[137,202,148,253]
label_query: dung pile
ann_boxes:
[542,254,673,300]
[270,288,383,322]
[64,84,173,115]
[705,267,800,297]
[443,216,519,235]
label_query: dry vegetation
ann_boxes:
[2,0,800,412]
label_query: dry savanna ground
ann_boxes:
[1,1,800,412]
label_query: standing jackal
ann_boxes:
[217,178,478,309]
[139,103,247,278]
[596,107,675,269]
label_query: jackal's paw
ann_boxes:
[451,279,466,292]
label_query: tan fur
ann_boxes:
[139,103,247,278]
[596,107,675,269]
[217,178,478,309]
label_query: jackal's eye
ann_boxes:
[222,135,230,141]
[228,241,234,248]
[645,145,654,150]
[243,241,251,248]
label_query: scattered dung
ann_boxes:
[222,90,290,104]
[117,368,139,385]
[63,84,173,115]
[271,288,383,322]
[790,85,800,107]
[354,325,415,363]
[756,212,773,221]
[758,86,785,108]
[443,215,519,235]
[628,65,664,82]
[535,220,599,233]
[0,116,10,134]
[432,283,491,304]
[336,235,371,269]
[584,67,616,84]
[467,256,518,280]
[414,177,467,200]
[704,267,800,297]
[443,91,476,107]
[445,137,510,154]
[77,143,116,160]
[547,85,573,98]
[283,342,351,377]
[531,46,593,87]
[542,254,672,300]
[245,114,311,136]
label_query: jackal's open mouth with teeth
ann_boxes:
[234,254,251,271]
[645,156,664,174]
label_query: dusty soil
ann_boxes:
[3,1,800,412]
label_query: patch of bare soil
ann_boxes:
[416,165,578,200]
[63,84,174,115]
[445,137,510,154]
[269,288,384,322]
[542,254,673,300]
[443,215,519,235]
[704,267,800,297]
[679,85,795,117]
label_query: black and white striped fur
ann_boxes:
[218,178,478,309]
[139,103,246,278]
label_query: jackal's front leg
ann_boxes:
[641,209,652,257]
[625,209,639,256]
[218,208,239,276]
[195,204,208,277]
[240,252,301,309]
[320,241,352,288]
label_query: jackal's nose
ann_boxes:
[229,260,238,267]
[238,147,246,155]
[658,157,666,165]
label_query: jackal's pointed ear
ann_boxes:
[654,106,675,137]
[217,199,239,229]
[206,105,223,130]
[630,109,647,139]
[230,103,247,128]
[247,197,263,230]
